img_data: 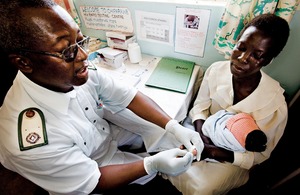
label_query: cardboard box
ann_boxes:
[96,47,128,69]
[106,31,136,50]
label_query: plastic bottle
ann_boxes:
[128,42,142,64]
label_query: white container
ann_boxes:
[106,31,136,50]
[128,43,142,64]
[96,47,128,69]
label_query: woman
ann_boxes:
[166,13,290,195]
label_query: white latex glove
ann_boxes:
[144,148,193,176]
[165,119,203,161]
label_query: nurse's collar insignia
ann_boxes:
[88,61,97,70]
[18,107,48,151]
[96,96,103,109]
[97,99,103,109]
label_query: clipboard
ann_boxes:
[145,57,195,93]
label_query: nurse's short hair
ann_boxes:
[0,0,56,51]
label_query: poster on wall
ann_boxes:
[135,10,175,46]
[79,6,134,33]
[175,7,211,57]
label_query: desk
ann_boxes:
[89,54,203,122]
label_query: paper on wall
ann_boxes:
[175,7,211,57]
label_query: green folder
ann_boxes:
[145,57,195,93]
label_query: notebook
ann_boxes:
[145,57,195,93]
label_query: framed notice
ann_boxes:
[79,6,134,33]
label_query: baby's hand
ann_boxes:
[180,145,197,160]
[189,146,197,160]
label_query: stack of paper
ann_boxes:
[145,57,195,93]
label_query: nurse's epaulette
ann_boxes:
[18,107,48,151]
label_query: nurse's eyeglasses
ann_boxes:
[17,36,90,63]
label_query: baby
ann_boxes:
[201,110,267,152]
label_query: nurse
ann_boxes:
[0,0,203,194]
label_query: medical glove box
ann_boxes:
[106,31,136,50]
[96,47,128,69]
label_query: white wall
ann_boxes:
[73,0,300,101]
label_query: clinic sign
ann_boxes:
[80,6,134,33]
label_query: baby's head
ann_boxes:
[226,113,267,152]
[245,130,267,152]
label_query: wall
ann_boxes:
[73,0,300,101]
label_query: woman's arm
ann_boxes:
[193,119,234,162]
[202,144,234,163]
[193,119,212,144]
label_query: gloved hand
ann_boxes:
[165,119,203,161]
[144,148,193,176]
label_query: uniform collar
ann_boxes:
[215,62,282,113]
[17,71,76,115]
